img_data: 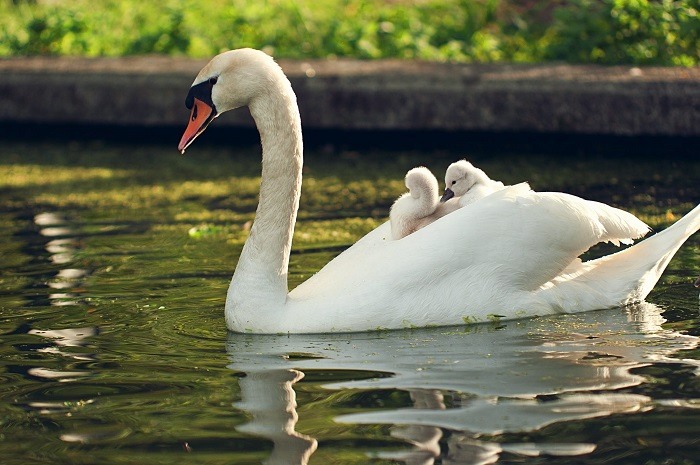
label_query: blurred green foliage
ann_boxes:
[0,0,697,65]
[546,0,699,66]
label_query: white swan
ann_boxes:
[177,48,700,334]
[441,159,506,206]
[390,167,459,240]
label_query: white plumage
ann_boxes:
[177,48,700,334]
[442,159,506,206]
[390,167,460,240]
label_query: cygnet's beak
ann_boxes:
[178,98,217,154]
[440,188,455,203]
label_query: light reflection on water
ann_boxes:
[35,212,90,307]
[0,143,699,464]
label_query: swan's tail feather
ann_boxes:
[540,203,700,311]
[594,201,650,245]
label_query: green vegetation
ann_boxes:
[1,0,697,65]
[547,0,699,66]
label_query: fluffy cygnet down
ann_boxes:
[390,167,460,240]
[440,159,506,207]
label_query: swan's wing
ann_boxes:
[491,188,649,288]
[529,189,648,240]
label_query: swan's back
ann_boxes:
[287,183,650,331]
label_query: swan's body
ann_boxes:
[178,48,700,334]
[441,160,506,206]
[390,167,459,240]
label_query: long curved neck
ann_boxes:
[226,76,303,329]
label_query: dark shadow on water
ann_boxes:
[2,122,700,158]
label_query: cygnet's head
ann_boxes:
[405,167,439,200]
[179,48,289,153]
[440,160,489,202]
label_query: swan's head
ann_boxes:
[405,167,438,200]
[178,48,286,153]
[440,160,489,202]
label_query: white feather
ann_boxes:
[444,160,506,206]
[390,167,460,240]
[180,48,700,334]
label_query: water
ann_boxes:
[1,140,699,464]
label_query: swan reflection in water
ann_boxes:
[225,303,698,465]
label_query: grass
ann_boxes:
[1,0,697,65]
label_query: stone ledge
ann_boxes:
[1,56,698,136]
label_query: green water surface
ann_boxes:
[0,140,698,464]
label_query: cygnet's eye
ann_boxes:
[451,180,457,185]
[209,76,218,85]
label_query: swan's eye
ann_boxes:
[451,181,457,185]
[209,76,218,85]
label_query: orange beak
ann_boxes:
[178,98,216,154]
